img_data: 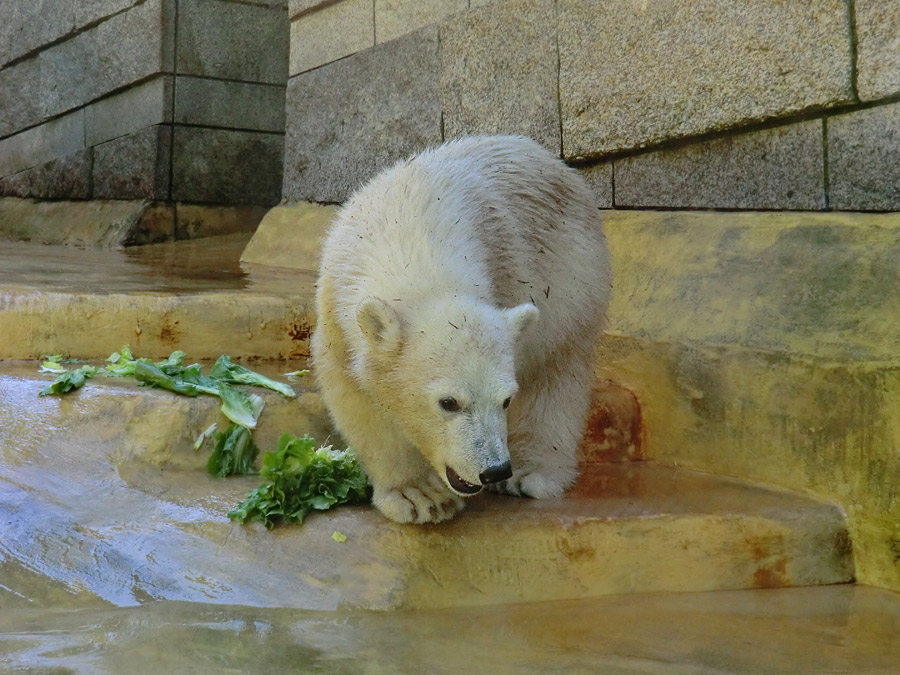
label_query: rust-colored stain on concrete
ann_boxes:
[754,558,789,588]
[288,322,311,342]
[579,380,645,464]
[159,319,181,345]
[747,537,790,588]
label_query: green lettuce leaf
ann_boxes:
[217,381,265,429]
[228,434,370,529]
[39,365,100,397]
[206,424,259,477]
[210,355,296,398]
[133,361,203,397]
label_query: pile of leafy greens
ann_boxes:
[38,348,370,526]
[228,433,369,529]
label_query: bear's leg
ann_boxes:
[489,349,594,498]
[321,372,465,524]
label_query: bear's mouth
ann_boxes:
[445,466,483,495]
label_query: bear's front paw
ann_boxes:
[486,469,573,499]
[374,477,465,524]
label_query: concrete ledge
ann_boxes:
[0,369,852,609]
[604,210,900,363]
[595,209,900,592]
[240,201,338,270]
[0,198,269,248]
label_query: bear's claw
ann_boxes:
[486,470,572,499]
[375,476,466,524]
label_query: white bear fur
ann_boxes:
[311,135,611,524]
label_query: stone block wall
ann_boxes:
[0,0,288,208]
[283,0,900,212]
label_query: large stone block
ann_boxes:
[558,0,854,160]
[289,0,373,75]
[0,57,42,138]
[174,77,285,133]
[827,103,900,211]
[39,0,170,121]
[376,0,466,44]
[177,0,288,84]
[0,150,92,200]
[578,162,613,209]
[0,0,73,68]
[74,0,143,30]
[289,0,330,18]
[93,125,172,201]
[172,126,284,205]
[615,121,826,210]
[0,110,84,177]
[855,0,900,100]
[85,75,173,147]
[440,0,559,151]
[284,26,441,202]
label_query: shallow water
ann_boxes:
[3,586,900,674]
[0,235,315,294]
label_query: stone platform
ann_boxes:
[0,367,852,611]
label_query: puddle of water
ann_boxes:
[0,235,316,294]
[2,586,900,674]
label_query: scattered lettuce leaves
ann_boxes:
[284,370,309,382]
[206,424,259,478]
[228,434,370,529]
[104,347,153,377]
[133,361,203,397]
[194,422,218,451]
[38,365,100,396]
[210,355,296,398]
[217,382,266,429]
[331,530,347,543]
[39,361,68,374]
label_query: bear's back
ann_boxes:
[320,136,611,360]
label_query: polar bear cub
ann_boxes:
[311,135,611,524]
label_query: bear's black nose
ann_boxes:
[479,461,513,485]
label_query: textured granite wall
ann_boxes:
[0,0,288,207]
[283,0,899,211]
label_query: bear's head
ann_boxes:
[354,295,538,495]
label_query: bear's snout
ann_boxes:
[479,461,513,485]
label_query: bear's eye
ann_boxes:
[439,397,461,413]
[503,397,511,409]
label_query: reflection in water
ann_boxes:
[2,586,900,674]
[0,235,316,294]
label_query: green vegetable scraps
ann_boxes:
[206,424,260,478]
[40,348,281,430]
[39,365,100,396]
[211,355,297,398]
[38,347,370,527]
[332,530,347,543]
[227,433,370,529]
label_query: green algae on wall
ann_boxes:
[599,210,900,591]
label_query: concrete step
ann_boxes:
[3,585,899,674]
[0,368,852,611]
[0,234,317,361]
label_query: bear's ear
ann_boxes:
[505,303,539,340]
[357,297,404,352]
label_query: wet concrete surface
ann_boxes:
[3,585,900,674]
[0,233,315,294]
[0,236,317,360]
[0,366,852,613]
